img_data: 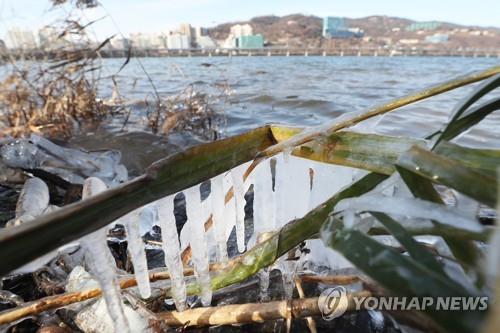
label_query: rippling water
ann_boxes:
[67,56,500,174]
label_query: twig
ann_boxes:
[0,269,182,325]
[294,278,317,333]
[157,291,371,328]
[299,274,360,285]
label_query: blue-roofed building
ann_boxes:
[236,34,264,49]
[322,17,364,39]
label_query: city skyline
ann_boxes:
[0,0,499,41]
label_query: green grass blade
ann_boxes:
[370,212,447,277]
[433,74,500,148]
[436,97,500,143]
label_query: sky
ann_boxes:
[0,0,499,40]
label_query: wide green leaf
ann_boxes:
[397,145,497,207]
[321,218,485,333]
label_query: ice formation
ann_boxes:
[7,177,50,227]
[80,177,131,333]
[157,196,187,311]
[252,159,276,240]
[230,166,247,253]
[211,174,228,263]
[0,135,127,186]
[335,194,482,232]
[123,210,152,299]
[184,185,213,306]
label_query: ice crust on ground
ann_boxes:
[0,135,127,186]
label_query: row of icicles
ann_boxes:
[76,153,355,333]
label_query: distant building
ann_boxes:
[194,27,208,39]
[322,17,363,39]
[425,33,449,43]
[399,39,420,45]
[6,28,37,50]
[110,37,131,50]
[178,23,193,40]
[230,24,253,38]
[38,26,59,49]
[167,33,190,49]
[222,35,237,48]
[129,33,166,49]
[196,35,216,49]
[192,26,214,48]
[129,33,152,49]
[237,34,264,49]
[405,21,441,32]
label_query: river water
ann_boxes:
[68,56,500,175]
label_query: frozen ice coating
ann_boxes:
[211,174,228,263]
[278,257,296,299]
[157,196,187,311]
[222,170,237,245]
[252,159,276,241]
[335,194,483,232]
[123,210,152,299]
[138,205,157,237]
[82,177,108,198]
[83,235,131,333]
[0,135,128,186]
[0,139,40,169]
[258,269,270,301]
[81,177,131,333]
[230,166,246,253]
[184,186,213,306]
[15,177,49,219]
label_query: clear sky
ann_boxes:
[1,0,499,40]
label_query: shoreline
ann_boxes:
[3,47,500,60]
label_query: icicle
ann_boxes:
[185,186,212,306]
[157,196,187,311]
[230,167,246,253]
[81,177,130,333]
[211,175,228,263]
[307,166,315,210]
[124,210,151,299]
[16,177,49,219]
[276,248,297,300]
[258,269,270,302]
[279,259,296,299]
[253,159,280,300]
[253,159,276,241]
[273,157,287,226]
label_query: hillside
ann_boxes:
[208,14,500,49]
